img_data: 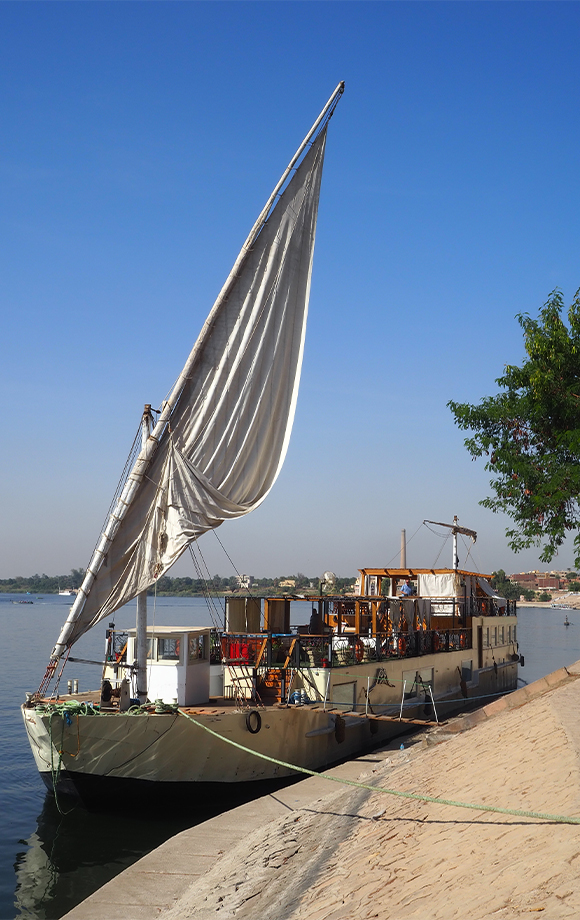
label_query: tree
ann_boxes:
[490,569,520,600]
[70,568,85,588]
[449,289,580,568]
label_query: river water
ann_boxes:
[1,595,579,920]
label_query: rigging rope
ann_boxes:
[384,522,424,568]
[188,542,224,630]
[176,708,580,826]
[430,533,450,568]
[458,533,480,572]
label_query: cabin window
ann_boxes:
[106,630,129,662]
[499,626,505,645]
[484,628,489,648]
[188,635,206,661]
[158,637,181,661]
[493,626,498,647]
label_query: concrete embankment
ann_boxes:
[63,664,580,920]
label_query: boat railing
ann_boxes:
[220,628,473,670]
[298,629,472,666]
[332,595,515,624]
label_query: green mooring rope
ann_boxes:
[177,708,580,826]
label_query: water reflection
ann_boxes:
[14,793,187,919]
[14,777,298,920]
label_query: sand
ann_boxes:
[161,666,580,920]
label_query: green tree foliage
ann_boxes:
[70,568,85,588]
[490,569,520,600]
[449,289,580,567]
[0,571,358,596]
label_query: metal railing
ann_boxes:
[218,628,472,670]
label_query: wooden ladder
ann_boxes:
[258,668,288,704]
[225,660,264,709]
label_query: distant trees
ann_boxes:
[0,570,83,593]
[0,571,358,596]
[490,569,521,600]
[70,568,86,588]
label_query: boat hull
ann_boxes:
[23,703,403,793]
[22,655,517,804]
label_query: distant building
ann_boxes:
[235,575,253,589]
[279,579,296,588]
[509,572,537,587]
[509,571,563,591]
[536,575,562,590]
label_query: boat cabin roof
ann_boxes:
[125,625,210,637]
[358,567,492,579]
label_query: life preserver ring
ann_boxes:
[355,640,364,662]
[245,710,262,734]
[460,633,466,649]
[398,635,407,656]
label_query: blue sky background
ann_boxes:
[2,1,580,580]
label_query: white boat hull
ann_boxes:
[22,653,518,803]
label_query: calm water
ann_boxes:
[1,596,579,920]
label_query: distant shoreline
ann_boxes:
[518,600,580,609]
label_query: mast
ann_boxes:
[51,82,345,661]
[136,405,153,703]
[424,516,477,570]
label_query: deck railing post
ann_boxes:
[399,680,406,720]
[323,670,331,711]
[428,685,439,723]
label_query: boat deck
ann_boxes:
[35,692,441,726]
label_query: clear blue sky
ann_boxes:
[2,1,580,580]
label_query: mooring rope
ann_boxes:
[176,708,580,826]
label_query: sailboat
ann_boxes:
[22,84,519,805]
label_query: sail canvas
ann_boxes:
[53,128,328,657]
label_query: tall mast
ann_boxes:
[136,404,153,703]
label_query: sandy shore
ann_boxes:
[160,664,580,920]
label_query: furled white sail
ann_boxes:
[52,125,329,658]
